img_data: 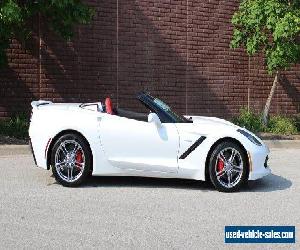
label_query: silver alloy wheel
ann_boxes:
[215,147,243,188]
[55,139,85,183]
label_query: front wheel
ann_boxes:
[208,141,248,192]
[51,133,92,187]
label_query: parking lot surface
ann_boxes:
[0,146,299,249]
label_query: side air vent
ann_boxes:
[179,136,206,159]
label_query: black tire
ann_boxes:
[51,133,92,187]
[208,141,248,192]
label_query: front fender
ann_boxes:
[177,127,268,181]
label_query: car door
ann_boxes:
[98,114,179,173]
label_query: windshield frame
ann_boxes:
[137,92,192,123]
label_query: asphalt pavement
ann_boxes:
[0,144,299,249]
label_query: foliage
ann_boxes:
[231,0,300,74]
[295,114,300,131]
[232,108,264,132]
[0,113,29,139]
[267,115,298,134]
[233,107,299,135]
[0,0,94,67]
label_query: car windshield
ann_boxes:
[137,92,193,123]
[153,97,191,123]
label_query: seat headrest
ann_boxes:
[105,97,114,115]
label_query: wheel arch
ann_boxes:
[204,137,249,182]
[46,129,93,171]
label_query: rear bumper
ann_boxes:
[29,139,37,166]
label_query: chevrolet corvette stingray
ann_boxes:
[29,92,271,192]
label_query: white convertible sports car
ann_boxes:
[29,92,271,192]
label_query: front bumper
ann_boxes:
[248,144,271,180]
[249,166,271,180]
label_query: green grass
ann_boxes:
[232,108,299,135]
[0,114,29,139]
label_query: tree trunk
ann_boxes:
[262,71,279,126]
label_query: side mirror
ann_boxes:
[148,113,162,127]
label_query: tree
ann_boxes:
[230,0,300,125]
[0,0,94,67]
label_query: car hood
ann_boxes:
[190,116,238,128]
[180,115,240,135]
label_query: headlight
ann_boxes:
[237,129,262,146]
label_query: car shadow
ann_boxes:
[82,176,214,192]
[242,174,292,193]
[49,173,292,193]
[82,173,292,193]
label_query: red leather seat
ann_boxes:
[105,97,114,115]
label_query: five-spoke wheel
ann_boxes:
[208,141,248,192]
[51,133,91,187]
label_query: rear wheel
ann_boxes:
[208,141,248,192]
[51,133,91,187]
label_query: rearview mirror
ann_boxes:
[148,113,162,127]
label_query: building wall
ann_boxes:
[0,0,299,119]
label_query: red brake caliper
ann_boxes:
[217,159,224,173]
[75,150,83,169]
